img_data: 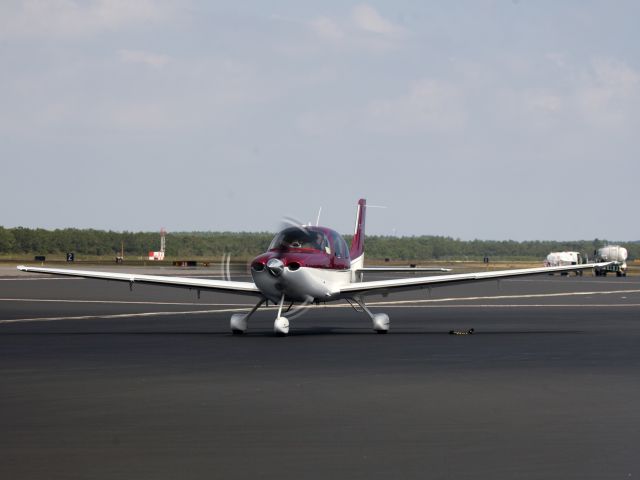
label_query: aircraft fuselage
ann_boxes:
[250,227,353,303]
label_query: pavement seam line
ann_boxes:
[3,302,640,324]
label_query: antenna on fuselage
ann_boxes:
[315,207,322,226]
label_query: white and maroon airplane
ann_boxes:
[17,199,608,335]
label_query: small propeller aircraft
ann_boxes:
[17,199,609,335]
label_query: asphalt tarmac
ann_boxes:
[1,268,639,479]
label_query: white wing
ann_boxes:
[339,263,610,298]
[17,265,261,297]
[356,267,451,273]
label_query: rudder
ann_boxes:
[350,199,366,265]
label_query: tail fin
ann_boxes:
[350,199,366,262]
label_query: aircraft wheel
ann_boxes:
[274,316,290,336]
[372,313,390,333]
[230,313,248,334]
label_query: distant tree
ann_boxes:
[0,227,16,252]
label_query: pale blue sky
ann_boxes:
[1,1,638,240]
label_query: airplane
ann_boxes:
[17,199,610,336]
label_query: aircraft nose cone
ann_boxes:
[266,258,284,277]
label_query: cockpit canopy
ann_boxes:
[268,227,350,259]
[269,227,331,253]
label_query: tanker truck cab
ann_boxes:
[544,251,585,276]
[594,245,628,277]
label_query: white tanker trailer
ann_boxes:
[594,245,628,277]
[544,251,585,276]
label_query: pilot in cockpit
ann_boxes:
[313,232,331,254]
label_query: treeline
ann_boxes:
[0,227,273,259]
[0,226,637,261]
[362,237,639,261]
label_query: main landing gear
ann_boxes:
[352,296,390,334]
[230,298,265,335]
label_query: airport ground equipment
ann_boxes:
[544,251,585,276]
[593,245,628,277]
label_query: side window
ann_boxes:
[330,231,348,259]
[340,237,349,259]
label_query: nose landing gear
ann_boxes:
[273,294,289,336]
[274,316,290,335]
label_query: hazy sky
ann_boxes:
[1,1,638,240]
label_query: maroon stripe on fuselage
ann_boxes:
[251,251,350,270]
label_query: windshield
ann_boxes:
[269,227,330,253]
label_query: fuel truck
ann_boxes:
[593,245,628,277]
[544,251,585,276]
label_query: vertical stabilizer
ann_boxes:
[350,199,366,271]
